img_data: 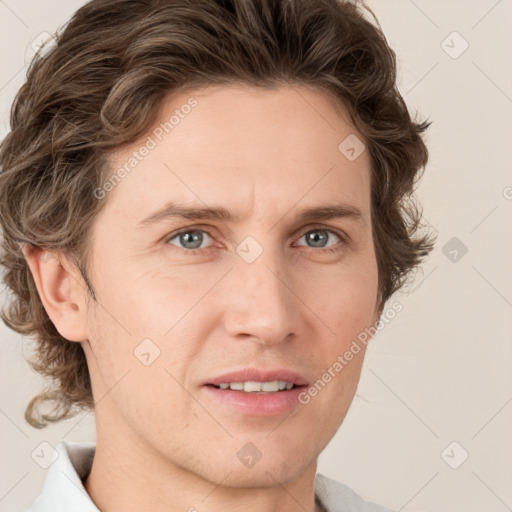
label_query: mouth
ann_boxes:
[202,368,309,416]
[206,380,303,393]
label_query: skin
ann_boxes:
[23,83,382,512]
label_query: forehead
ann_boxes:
[101,83,372,223]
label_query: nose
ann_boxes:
[222,246,301,346]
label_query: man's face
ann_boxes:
[81,84,380,486]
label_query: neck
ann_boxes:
[84,422,323,512]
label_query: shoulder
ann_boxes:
[315,473,395,512]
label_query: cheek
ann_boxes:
[101,262,226,375]
[307,262,379,337]
[84,304,133,396]
[84,290,195,430]
[126,253,379,353]
[129,264,223,331]
[95,256,205,335]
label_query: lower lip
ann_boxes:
[202,385,307,416]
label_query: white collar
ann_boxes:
[27,440,98,512]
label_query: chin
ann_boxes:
[207,441,318,489]
[212,461,311,489]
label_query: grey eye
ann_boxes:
[298,229,339,249]
[169,229,212,250]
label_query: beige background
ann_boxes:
[1,1,511,511]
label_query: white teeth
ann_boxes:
[245,381,265,392]
[260,381,279,392]
[215,380,295,392]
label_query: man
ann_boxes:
[0,0,434,511]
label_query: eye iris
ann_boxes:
[307,230,328,248]
[180,231,203,249]
[175,230,333,250]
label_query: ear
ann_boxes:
[21,244,89,342]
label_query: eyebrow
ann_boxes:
[136,201,365,228]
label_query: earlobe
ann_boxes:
[21,244,88,342]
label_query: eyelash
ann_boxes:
[165,225,349,254]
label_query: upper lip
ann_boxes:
[204,368,309,387]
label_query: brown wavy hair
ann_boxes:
[0,0,435,428]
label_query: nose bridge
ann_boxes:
[223,240,298,344]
